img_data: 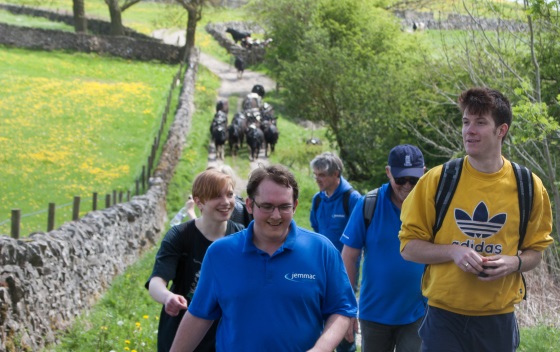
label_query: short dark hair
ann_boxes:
[309,152,343,177]
[247,164,299,203]
[458,87,512,139]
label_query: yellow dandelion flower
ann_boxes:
[143,315,149,319]
[124,348,130,351]
[135,322,141,328]
[125,340,131,344]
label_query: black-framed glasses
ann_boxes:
[251,198,294,214]
[394,177,419,186]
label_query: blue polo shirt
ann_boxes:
[188,220,358,351]
[341,183,425,325]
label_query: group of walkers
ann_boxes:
[145,87,554,351]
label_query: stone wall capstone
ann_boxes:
[0,47,200,351]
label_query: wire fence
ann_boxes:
[2,58,188,239]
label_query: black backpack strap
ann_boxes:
[511,161,533,250]
[511,161,533,301]
[313,195,321,212]
[433,158,464,236]
[363,188,379,229]
[314,189,353,216]
[342,188,354,217]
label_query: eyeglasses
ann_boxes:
[312,172,330,179]
[251,198,294,214]
[394,177,419,186]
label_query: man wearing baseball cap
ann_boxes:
[340,144,426,351]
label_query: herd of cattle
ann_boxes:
[209,85,279,161]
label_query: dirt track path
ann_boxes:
[200,50,275,194]
[152,29,276,194]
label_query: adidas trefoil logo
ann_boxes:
[455,201,506,239]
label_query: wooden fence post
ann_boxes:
[136,179,140,196]
[72,196,80,221]
[11,209,20,239]
[93,192,98,211]
[112,190,117,205]
[47,203,55,232]
[105,194,111,208]
[119,191,123,203]
[141,166,146,190]
[147,156,152,180]
[127,190,131,202]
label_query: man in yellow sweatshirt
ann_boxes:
[399,87,554,351]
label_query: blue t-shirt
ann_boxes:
[189,220,358,351]
[310,176,361,252]
[341,183,425,325]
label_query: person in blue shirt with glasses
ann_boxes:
[170,164,357,352]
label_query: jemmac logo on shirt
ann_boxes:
[284,272,317,282]
[451,201,506,255]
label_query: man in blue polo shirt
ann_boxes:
[170,164,357,352]
[341,144,426,351]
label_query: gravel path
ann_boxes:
[152,28,274,193]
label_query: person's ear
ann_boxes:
[246,197,254,214]
[498,123,509,138]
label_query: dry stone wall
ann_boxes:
[0,4,184,64]
[0,23,184,64]
[0,47,200,351]
[205,21,268,65]
[394,10,527,32]
[0,3,155,40]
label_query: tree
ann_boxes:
[253,0,430,186]
[104,0,142,36]
[175,0,205,61]
[73,0,87,33]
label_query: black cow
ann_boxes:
[246,123,264,161]
[226,28,251,43]
[227,123,241,156]
[216,100,229,114]
[211,124,227,160]
[261,120,279,157]
[210,111,228,137]
[231,112,246,147]
[234,56,245,79]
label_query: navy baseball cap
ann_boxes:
[388,144,425,178]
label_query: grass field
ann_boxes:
[0,47,180,235]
